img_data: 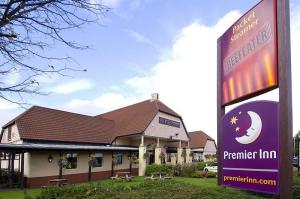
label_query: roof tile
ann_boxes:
[2,98,182,144]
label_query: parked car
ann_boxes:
[293,157,299,167]
[204,162,218,173]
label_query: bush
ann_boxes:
[172,164,181,176]
[205,171,217,178]
[0,169,21,184]
[197,170,208,178]
[36,180,208,199]
[196,162,207,171]
[145,164,173,176]
[191,173,202,178]
[180,164,197,178]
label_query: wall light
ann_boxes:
[48,155,53,163]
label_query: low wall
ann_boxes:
[25,168,138,188]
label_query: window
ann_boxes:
[115,153,123,165]
[7,127,12,141]
[193,153,203,162]
[65,153,77,169]
[93,153,103,167]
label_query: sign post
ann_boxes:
[217,0,292,198]
[277,0,293,198]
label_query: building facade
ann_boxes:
[0,94,199,188]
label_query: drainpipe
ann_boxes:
[88,152,91,182]
[20,152,24,189]
[111,151,114,177]
[59,152,63,179]
[129,151,132,175]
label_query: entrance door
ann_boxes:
[149,153,154,164]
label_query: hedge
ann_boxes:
[145,164,173,176]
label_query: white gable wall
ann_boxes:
[144,112,188,141]
[1,124,22,144]
[203,140,217,155]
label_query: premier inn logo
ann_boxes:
[229,110,262,145]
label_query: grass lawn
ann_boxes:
[0,188,41,199]
[1,174,299,199]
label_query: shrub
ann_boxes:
[206,171,217,178]
[197,170,208,178]
[0,169,21,184]
[196,162,207,171]
[145,164,173,176]
[191,173,202,178]
[37,180,206,199]
[172,164,182,176]
[180,164,197,178]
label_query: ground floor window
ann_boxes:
[93,153,103,167]
[115,153,123,165]
[65,153,77,169]
[192,152,203,162]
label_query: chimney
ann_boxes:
[150,93,159,101]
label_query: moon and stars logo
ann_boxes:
[230,111,262,145]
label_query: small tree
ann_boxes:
[0,1,109,105]
[159,152,165,164]
[294,131,300,157]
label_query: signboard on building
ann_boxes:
[221,0,278,105]
[221,101,279,194]
[159,117,180,128]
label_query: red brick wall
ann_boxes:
[25,168,138,188]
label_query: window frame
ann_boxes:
[7,127,12,141]
[115,153,123,165]
[65,152,78,169]
[93,152,103,168]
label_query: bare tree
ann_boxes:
[0,0,109,105]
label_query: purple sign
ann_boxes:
[221,101,279,194]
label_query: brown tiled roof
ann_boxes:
[6,106,115,144]
[166,130,215,149]
[97,100,181,141]
[2,99,183,144]
[189,131,215,149]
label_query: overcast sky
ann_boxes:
[1,0,299,141]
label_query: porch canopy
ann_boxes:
[0,143,138,188]
[0,143,138,152]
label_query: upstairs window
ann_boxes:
[7,127,12,141]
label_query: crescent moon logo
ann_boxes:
[235,111,262,144]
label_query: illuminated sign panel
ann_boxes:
[221,101,279,194]
[221,0,278,105]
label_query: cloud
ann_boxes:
[101,0,122,8]
[63,11,242,138]
[0,99,18,110]
[124,29,157,48]
[94,92,139,110]
[2,68,20,86]
[63,92,141,115]
[62,7,300,140]
[291,5,300,134]
[35,73,60,85]
[49,79,94,94]
[120,11,242,139]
